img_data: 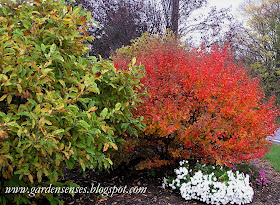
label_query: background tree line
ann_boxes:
[68,0,280,105]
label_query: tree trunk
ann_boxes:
[171,0,179,37]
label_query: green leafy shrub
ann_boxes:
[0,0,145,204]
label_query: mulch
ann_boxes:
[55,158,280,205]
[249,158,280,205]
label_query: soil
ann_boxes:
[249,158,280,205]
[56,158,280,205]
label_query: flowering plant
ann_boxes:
[233,162,267,188]
[162,160,254,205]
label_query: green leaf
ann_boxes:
[37,170,43,182]
[2,6,7,16]
[0,144,10,154]
[46,196,58,205]
[85,147,96,155]
[17,129,22,137]
[131,57,136,66]
[54,55,64,62]
[42,68,53,75]
[7,122,19,127]
[0,94,7,101]
[17,84,22,93]
[41,43,46,53]
[56,103,64,109]
[50,44,56,54]
[7,95,12,104]
[88,83,100,94]
[3,67,13,74]
[53,129,64,135]
[107,158,113,165]
[78,120,90,129]
[14,169,25,175]
[76,143,86,148]
[115,103,121,110]
[100,108,108,118]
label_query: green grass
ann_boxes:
[264,144,280,172]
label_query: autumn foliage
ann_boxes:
[113,33,279,169]
[0,1,144,204]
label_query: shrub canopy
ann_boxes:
[114,32,279,169]
[0,0,144,204]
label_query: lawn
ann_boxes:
[265,144,280,172]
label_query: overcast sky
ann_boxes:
[208,0,244,10]
[185,0,247,45]
[207,0,245,18]
[194,0,247,26]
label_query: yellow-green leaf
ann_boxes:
[17,84,22,93]
[87,106,97,113]
[7,95,12,104]
[132,57,136,66]
[0,94,7,101]
[109,142,118,150]
[103,143,109,152]
[28,174,34,184]
[56,103,64,109]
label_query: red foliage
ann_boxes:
[113,33,279,169]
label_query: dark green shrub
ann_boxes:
[0,0,145,204]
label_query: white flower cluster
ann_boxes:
[162,161,254,205]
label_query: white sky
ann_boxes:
[185,0,247,45]
[207,0,246,19]
[208,0,245,10]
[190,0,247,24]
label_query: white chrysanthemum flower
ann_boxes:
[162,177,168,189]
[163,161,254,205]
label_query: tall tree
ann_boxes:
[242,0,280,103]
[158,0,233,41]
[160,0,206,36]
[68,0,159,58]
[170,0,180,35]
[69,0,235,57]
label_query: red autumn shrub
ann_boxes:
[113,32,279,169]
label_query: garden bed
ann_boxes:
[58,158,280,205]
